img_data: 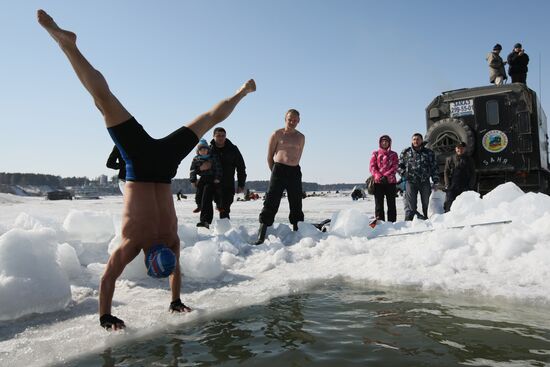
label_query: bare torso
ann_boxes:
[121,182,179,255]
[271,128,305,167]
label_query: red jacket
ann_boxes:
[369,137,399,184]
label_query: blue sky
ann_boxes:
[1,0,549,184]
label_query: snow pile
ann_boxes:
[181,240,224,280]
[0,193,23,204]
[63,209,115,266]
[63,209,114,243]
[0,228,71,321]
[0,183,549,366]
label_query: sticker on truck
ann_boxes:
[482,130,508,153]
[450,99,474,117]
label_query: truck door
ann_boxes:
[475,95,515,171]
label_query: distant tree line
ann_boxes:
[0,172,91,187]
[0,172,363,194]
[245,181,363,193]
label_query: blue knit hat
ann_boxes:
[145,244,176,278]
[197,139,210,153]
[197,139,210,150]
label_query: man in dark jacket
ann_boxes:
[106,145,126,181]
[106,145,126,194]
[443,142,476,212]
[486,43,507,86]
[398,133,439,220]
[507,43,529,84]
[209,127,247,219]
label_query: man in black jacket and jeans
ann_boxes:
[443,142,476,212]
[209,127,247,219]
[507,43,529,84]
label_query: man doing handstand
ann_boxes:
[37,9,256,330]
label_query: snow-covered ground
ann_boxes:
[1,183,549,366]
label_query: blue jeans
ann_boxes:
[404,181,431,220]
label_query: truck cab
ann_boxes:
[425,83,549,195]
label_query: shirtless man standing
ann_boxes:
[255,109,305,245]
[37,10,256,330]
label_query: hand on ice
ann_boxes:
[100,314,125,331]
[169,298,192,313]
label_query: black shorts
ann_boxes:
[108,117,198,183]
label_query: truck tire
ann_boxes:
[426,118,474,164]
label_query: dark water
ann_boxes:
[69,284,550,367]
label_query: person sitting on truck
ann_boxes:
[443,142,476,212]
[486,43,507,86]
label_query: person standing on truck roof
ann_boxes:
[507,43,529,84]
[486,43,507,86]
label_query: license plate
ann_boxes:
[450,99,474,117]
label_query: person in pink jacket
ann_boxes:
[369,135,399,222]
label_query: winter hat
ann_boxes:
[196,138,210,152]
[379,135,392,147]
[514,43,522,49]
[493,43,502,51]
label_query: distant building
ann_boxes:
[98,175,108,186]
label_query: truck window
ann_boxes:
[486,100,499,125]
[517,111,530,133]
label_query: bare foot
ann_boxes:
[238,79,256,95]
[37,9,76,47]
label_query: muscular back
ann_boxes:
[121,182,178,254]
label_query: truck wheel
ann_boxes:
[426,118,474,164]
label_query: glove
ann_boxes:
[169,298,192,313]
[380,176,388,185]
[99,314,125,330]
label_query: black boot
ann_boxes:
[196,221,210,229]
[254,223,268,245]
[292,223,298,231]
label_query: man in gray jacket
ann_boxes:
[486,43,507,86]
[398,133,439,221]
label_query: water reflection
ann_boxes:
[264,294,314,348]
[196,319,255,364]
[70,285,550,367]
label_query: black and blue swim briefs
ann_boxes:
[108,117,198,183]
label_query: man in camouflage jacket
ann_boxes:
[398,133,439,220]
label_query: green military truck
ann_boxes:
[425,83,550,195]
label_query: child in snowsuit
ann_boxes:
[190,139,223,228]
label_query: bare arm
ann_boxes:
[267,132,278,171]
[99,241,140,318]
[170,260,181,302]
[166,236,191,312]
[186,79,256,139]
[296,134,305,163]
